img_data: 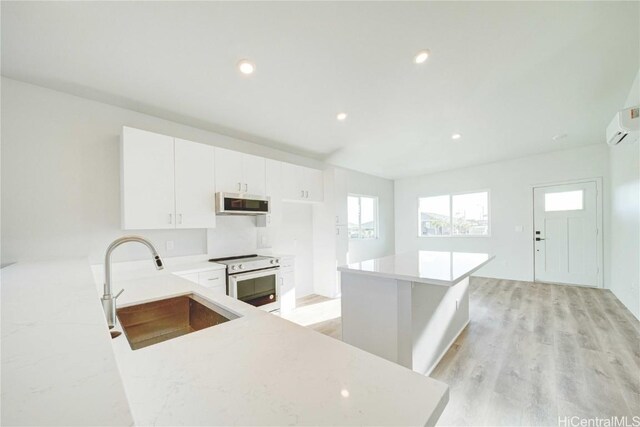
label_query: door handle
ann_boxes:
[244,183,248,192]
[536,237,545,241]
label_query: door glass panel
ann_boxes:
[544,190,583,212]
[236,274,277,307]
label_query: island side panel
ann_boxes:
[341,272,411,367]
[396,280,414,369]
[410,277,470,375]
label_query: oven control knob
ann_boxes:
[238,264,244,270]
[231,265,238,271]
[274,259,280,264]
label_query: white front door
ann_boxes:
[533,181,600,287]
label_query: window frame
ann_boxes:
[348,193,380,240]
[417,189,491,238]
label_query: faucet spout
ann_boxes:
[102,235,164,329]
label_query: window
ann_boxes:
[348,195,378,239]
[544,190,583,212]
[419,191,489,237]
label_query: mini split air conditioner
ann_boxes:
[606,105,639,146]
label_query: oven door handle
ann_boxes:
[229,267,280,281]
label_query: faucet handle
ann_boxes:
[114,289,124,299]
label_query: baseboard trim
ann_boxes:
[424,319,470,377]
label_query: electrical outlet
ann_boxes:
[166,240,174,251]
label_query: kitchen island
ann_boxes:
[338,251,494,375]
[2,258,449,426]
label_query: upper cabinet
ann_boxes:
[282,162,324,202]
[334,168,348,225]
[174,138,216,229]
[121,126,323,230]
[121,127,176,229]
[243,153,267,196]
[215,148,266,195]
[121,127,216,230]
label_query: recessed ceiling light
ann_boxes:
[336,112,348,121]
[341,389,350,398]
[414,49,431,64]
[237,59,255,75]
[451,133,462,140]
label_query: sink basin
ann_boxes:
[117,293,238,350]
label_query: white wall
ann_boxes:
[394,144,609,282]
[312,167,395,298]
[1,78,323,267]
[608,70,640,319]
[346,169,395,263]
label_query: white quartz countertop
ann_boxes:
[338,251,495,286]
[3,258,449,426]
[1,260,134,426]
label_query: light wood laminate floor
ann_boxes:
[292,278,640,426]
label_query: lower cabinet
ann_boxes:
[176,269,227,297]
[279,257,296,315]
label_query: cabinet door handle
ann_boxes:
[305,190,309,198]
[169,213,173,224]
[244,183,248,192]
[336,228,340,235]
[238,182,242,191]
[208,277,219,281]
[179,213,183,224]
[300,190,305,198]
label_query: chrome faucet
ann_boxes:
[102,235,164,329]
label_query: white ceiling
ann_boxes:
[2,2,638,179]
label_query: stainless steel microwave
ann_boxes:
[215,192,271,215]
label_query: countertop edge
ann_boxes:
[338,254,496,286]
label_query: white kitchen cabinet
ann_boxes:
[334,168,348,225]
[265,159,282,197]
[304,167,324,202]
[214,148,245,193]
[279,257,296,315]
[281,162,300,200]
[198,269,227,296]
[174,138,216,229]
[122,127,217,230]
[214,148,266,195]
[121,127,176,229]
[176,269,227,296]
[281,162,324,202]
[243,153,266,195]
[177,272,200,284]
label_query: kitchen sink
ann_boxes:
[117,293,238,350]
